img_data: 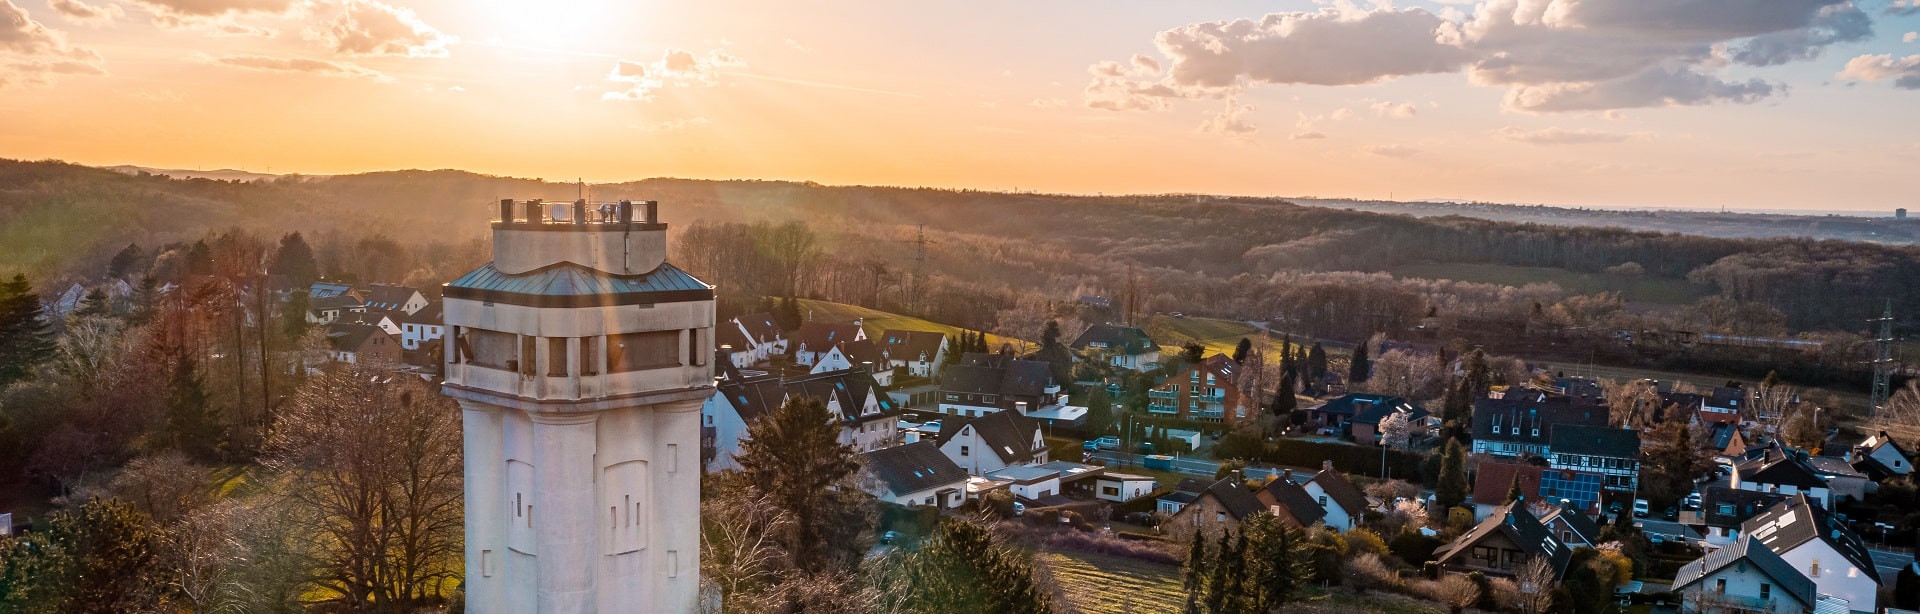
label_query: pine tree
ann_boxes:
[270,232,321,288]
[1242,513,1310,611]
[107,243,145,279]
[73,288,111,319]
[0,274,55,386]
[1305,342,1328,388]
[187,240,214,277]
[1436,439,1469,511]
[734,395,864,569]
[283,290,312,340]
[164,354,222,462]
[1086,385,1116,435]
[882,518,1054,614]
[1204,529,1238,614]
[1231,338,1252,364]
[1182,527,1210,614]
[1348,343,1371,385]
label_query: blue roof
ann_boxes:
[444,261,712,307]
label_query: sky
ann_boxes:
[1,0,1917,211]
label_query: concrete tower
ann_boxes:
[442,199,712,613]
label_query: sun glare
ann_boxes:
[481,0,626,44]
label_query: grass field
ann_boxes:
[1387,262,1711,305]
[1146,315,1321,360]
[793,299,1028,350]
[1038,550,1187,614]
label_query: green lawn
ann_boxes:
[1386,262,1711,305]
[1038,550,1187,614]
[1147,314,1323,360]
[793,299,1028,350]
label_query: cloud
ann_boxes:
[1199,98,1256,135]
[603,48,743,101]
[1906,32,1917,43]
[1092,0,1857,115]
[1370,101,1417,118]
[1363,144,1420,158]
[47,0,122,23]
[632,117,709,132]
[784,38,810,52]
[1290,130,1327,140]
[210,54,391,81]
[0,0,106,86]
[1330,107,1356,120]
[317,0,453,57]
[1493,126,1640,145]
[125,0,297,19]
[1837,53,1920,89]
[1030,97,1066,109]
[1890,0,1920,15]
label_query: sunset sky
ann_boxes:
[2,0,1917,210]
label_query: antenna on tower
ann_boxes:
[1871,300,1896,418]
[898,224,936,311]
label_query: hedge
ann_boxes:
[1220,437,1425,483]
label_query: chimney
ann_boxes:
[644,200,659,225]
[1323,460,1335,472]
[499,198,515,223]
[573,199,586,225]
[861,360,873,373]
[524,199,543,225]
[618,200,634,224]
[1015,401,1027,414]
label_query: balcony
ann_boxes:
[1147,403,1179,415]
[1690,592,1774,614]
[1149,389,1178,400]
[1192,408,1224,420]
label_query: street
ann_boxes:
[1870,548,1915,579]
[1086,450,1223,477]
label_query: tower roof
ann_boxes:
[444,261,712,308]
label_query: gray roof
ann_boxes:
[715,368,901,426]
[1307,469,1369,516]
[1743,494,1880,584]
[1435,501,1571,577]
[1261,478,1326,526]
[363,284,421,311]
[792,322,862,355]
[1473,393,1607,447]
[1034,461,1103,482]
[1805,455,1865,479]
[325,322,386,352]
[1203,478,1266,521]
[879,330,946,362]
[734,313,783,343]
[1538,505,1603,545]
[936,410,1043,465]
[863,441,968,496]
[310,295,364,312]
[1549,425,1641,458]
[1069,324,1158,354]
[1697,485,1790,529]
[939,353,1054,401]
[1672,535,1816,607]
[986,465,1059,484]
[444,261,711,307]
[1735,446,1828,489]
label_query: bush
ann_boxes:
[1214,436,1425,482]
[1343,528,1390,557]
[1391,532,1445,568]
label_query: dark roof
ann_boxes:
[1708,386,1747,409]
[1735,445,1828,489]
[1551,377,1605,400]
[1805,455,1864,479]
[1435,501,1571,577]
[393,302,442,326]
[1174,478,1211,494]
[939,353,1054,402]
[793,322,863,355]
[1203,478,1266,521]
[1539,504,1603,545]
[1260,478,1326,526]
[716,368,900,425]
[734,312,783,342]
[1743,494,1879,584]
[1472,394,1607,446]
[862,441,968,497]
[1307,469,1369,515]
[308,282,353,298]
[941,364,1004,396]
[832,339,890,369]
[1549,425,1641,458]
[716,375,788,422]
[1697,485,1789,529]
[879,330,946,362]
[444,261,711,307]
[716,324,751,352]
[1312,393,1412,419]
[937,410,1043,465]
[1672,535,1816,606]
[325,322,386,352]
[1158,491,1198,505]
[364,284,421,310]
[1350,397,1430,426]
[311,295,364,312]
[1852,454,1897,480]
[1069,324,1158,354]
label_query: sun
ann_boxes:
[480,0,628,44]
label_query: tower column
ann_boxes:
[530,412,600,613]
[460,402,505,611]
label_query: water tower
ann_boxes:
[442,199,712,612]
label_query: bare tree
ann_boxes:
[1343,552,1396,593]
[265,362,464,609]
[1434,574,1481,614]
[1366,349,1443,399]
[1512,556,1557,614]
[702,485,796,607]
[1604,379,1662,430]
[1378,409,1413,450]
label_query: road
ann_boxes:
[1870,548,1915,579]
[1083,450,1303,483]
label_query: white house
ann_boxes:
[935,409,1047,476]
[306,295,366,325]
[1733,445,1833,509]
[394,303,445,351]
[1744,495,1880,614]
[1299,463,1368,532]
[1850,430,1912,479]
[722,312,787,364]
[1095,473,1157,503]
[878,330,949,378]
[1673,535,1817,614]
[811,339,895,386]
[791,321,865,367]
[364,284,429,315]
[860,441,968,508]
[1068,324,1160,372]
[987,465,1062,501]
[702,368,904,472]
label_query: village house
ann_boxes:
[307,281,356,299]
[1672,535,1819,614]
[363,283,429,315]
[985,465,1063,502]
[1163,477,1265,542]
[1471,462,1604,522]
[393,303,445,352]
[721,312,787,365]
[306,294,367,325]
[1536,501,1603,549]
[791,321,864,367]
[1732,445,1834,509]
[701,367,904,472]
[1686,485,1790,549]
[1308,393,1418,437]
[878,329,949,378]
[1741,495,1880,614]
[324,321,400,365]
[1298,462,1369,532]
[1471,393,1608,459]
[934,409,1048,476]
[1433,500,1571,579]
[811,339,895,386]
[1094,472,1157,503]
[1848,430,1912,480]
[936,352,1057,418]
[1156,479,1210,516]
[1147,354,1257,425]
[1254,474,1327,530]
[859,441,968,509]
[1349,397,1433,447]
[1069,323,1160,372]
[1547,425,1642,493]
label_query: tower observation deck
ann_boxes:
[442,199,713,613]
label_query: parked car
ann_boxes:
[1012,502,1026,517]
[1632,499,1650,518]
[1683,492,1702,510]
[1136,442,1156,454]
[1091,436,1121,451]
[880,531,901,545]
[1662,506,1679,521]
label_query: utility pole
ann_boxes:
[1123,264,1138,326]
[1871,300,1895,418]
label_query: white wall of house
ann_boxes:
[872,482,966,508]
[1732,478,1832,509]
[937,402,1001,418]
[400,322,445,351]
[940,424,1009,476]
[1004,477,1061,501]
[1300,481,1356,531]
[1678,562,1812,614]
[702,391,753,472]
[1095,478,1156,502]
[1158,499,1188,515]
[1774,540,1876,614]
[1869,445,1911,476]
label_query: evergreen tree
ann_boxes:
[774,296,804,332]
[1271,369,1298,418]
[1181,342,1204,365]
[1436,439,1469,511]
[876,518,1053,614]
[106,243,145,279]
[1204,529,1238,614]
[1305,342,1328,389]
[0,274,55,386]
[282,290,311,341]
[72,288,111,319]
[734,395,866,569]
[1242,512,1310,611]
[1086,385,1116,435]
[1231,338,1252,364]
[1461,348,1492,400]
[1033,320,1073,385]
[1506,475,1524,503]
[1182,529,1209,614]
[269,232,321,288]
[1348,343,1371,385]
[164,354,222,462]
[187,240,214,277]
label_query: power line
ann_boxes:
[897,224,935,310]
[1871,299,1895,418]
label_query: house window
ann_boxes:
[960,445,969,457]
[1216,511,1225,522]
[608,331,680,372]
[1759,583,1770,599]
[1715,578,1726,593]
[1102,486,1120,496]
[1531,428,1539,437]
[925,496,935,505]
[1810,559,1820,577]
[1318,496,1328,506]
